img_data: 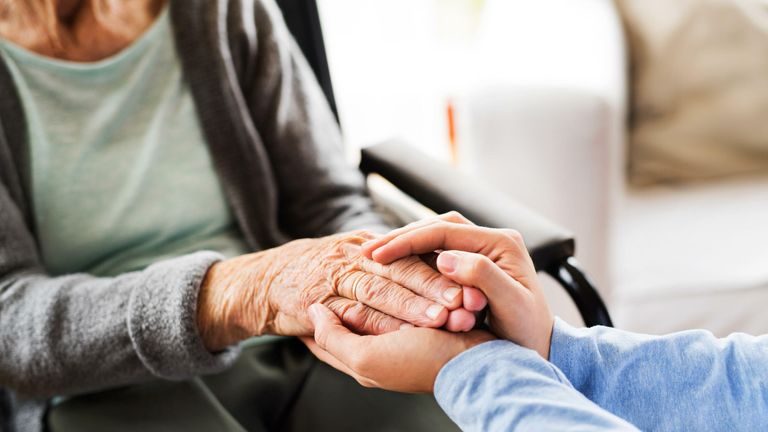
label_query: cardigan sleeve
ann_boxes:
[0,182,239,398]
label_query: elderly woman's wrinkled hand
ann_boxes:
[196,231,476,351]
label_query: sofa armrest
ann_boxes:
[360,139,574,272]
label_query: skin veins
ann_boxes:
[197,229,475,352]
[196,234,373,351]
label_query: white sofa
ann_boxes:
[455,0,768,336]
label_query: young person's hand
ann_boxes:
[361,212,555,359]
[302,304,495,393]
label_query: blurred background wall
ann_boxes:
[318,0,478,162]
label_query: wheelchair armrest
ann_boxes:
[360,139,575,272]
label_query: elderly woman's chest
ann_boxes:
[0,9,249,276]
[27,87,247,277]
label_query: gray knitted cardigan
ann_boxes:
[0,0,387,430]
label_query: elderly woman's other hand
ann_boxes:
[196,231,471,351]
[302,304,495,393]
[361,213,554,359]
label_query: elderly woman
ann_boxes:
[0,1,479,431]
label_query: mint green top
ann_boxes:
[0,8,248,277]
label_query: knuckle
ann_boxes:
[469,255,493,278]
[358,275,386,302]
[502,229,524,245]
[341,301,394,335]
[426,268,448,287]
[348,229,371,239]
[327,298,355,322]
[356,230,377,241]
[421,270,452,300]
[372,317,393,334]
[331,267,355,296]
[358,259,383,279]
[348,273,368,301]
[298,287,316,311]
[401,295,425,316]
[336,302,369,333]
[442,211,461,220]
[360,308,392,334]
[340,242,363,261]
[443,211,468,224]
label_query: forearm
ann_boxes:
[434,341,639,431]
[196,249,280,350]
[0,252,239,397]
[550,318,768,430]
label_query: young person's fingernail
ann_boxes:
[426,304,445,320]
[443,287,461,302]
[400,323,415,330]
[438,251,458,273]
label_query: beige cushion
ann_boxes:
[612,175,768,336]
[616,0,768,185]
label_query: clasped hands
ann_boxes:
[301,212,554,393]
[197,212,486,350]
[196,211,553,394]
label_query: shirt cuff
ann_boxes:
[434,340,533,407]
[127,251,240,380]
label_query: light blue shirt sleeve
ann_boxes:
[434,340,639,431]
[549,318,768,431]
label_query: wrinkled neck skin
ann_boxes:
[0,0,167,61]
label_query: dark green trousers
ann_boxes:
[49,338,460,432]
